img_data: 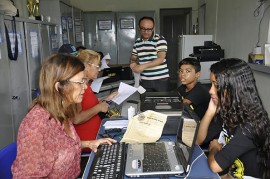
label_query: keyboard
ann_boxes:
[143,143,171,172]
[87,143,125,179]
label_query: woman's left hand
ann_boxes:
[105,91,119,101]
[209,139,223,152]
[81,138,117,152]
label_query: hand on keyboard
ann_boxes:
[88,142,125,179]
[81,138,117,152]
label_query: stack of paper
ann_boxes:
[103,120,129,129]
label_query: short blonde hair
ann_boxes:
[77,49,100,65]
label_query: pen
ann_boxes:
[181,96,194,110]
[102,100,112,105]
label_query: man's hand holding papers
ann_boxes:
[121,110,167,144]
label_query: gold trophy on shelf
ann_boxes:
[27,0,40,20]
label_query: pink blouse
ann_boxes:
[12,105,81,178]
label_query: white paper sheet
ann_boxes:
[133,72,140,88]
[137,85,146,94]
[91,76,110,93]
[30,31,38,58]
[100,53,111,70]
[111,82,138,105]
[103,120,129,129]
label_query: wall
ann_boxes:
[205,0,270,114]
[69,0,270,115]
[70,0,199,32]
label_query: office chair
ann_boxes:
[0,142,17,179]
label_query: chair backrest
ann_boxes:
[0,142,17,179]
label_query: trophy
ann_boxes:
[27,0,40,20]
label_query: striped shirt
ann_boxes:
[132,34,170,80]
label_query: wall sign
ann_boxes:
[67,16,73,29]
[98,20,112,30]
[61,17,67,31]
[30,31,39,58]
[50,34,58,51]
[74,17,82,42]
[120,18,134,29]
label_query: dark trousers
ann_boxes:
[141,78,170,92]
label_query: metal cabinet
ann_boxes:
[24,21,42,101]
[0,15,59,148]
[83,11,155,65]
[0,15,14,148]
[4,17,31,145]
[40,23,58,62]
[116,11,155,64]
[84,12,118,64]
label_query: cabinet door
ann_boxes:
[84,12,118,64]
[24,22,42,101]
[4,17,30,142]
[116,11,155,64]
[116,12,136,65]
[40,24,51,61]
[0,15,14,148]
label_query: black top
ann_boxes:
[215,125,262,178]
[177,82,210,119]
[177,82,222,147]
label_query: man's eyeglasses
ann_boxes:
[88,63,101,71]
[67,78,89,87]
[139,27,154,33]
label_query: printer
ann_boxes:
[140,91,183,135]
[192,41,224,61]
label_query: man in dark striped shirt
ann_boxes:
[130,16,170,92]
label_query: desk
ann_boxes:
[82,119,220,179]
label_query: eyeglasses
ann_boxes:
[88,63,101,71]
[67,78,88,87]
[139,27,154,33]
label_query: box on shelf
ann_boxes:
[249,54,264,64]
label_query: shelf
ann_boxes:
[249,63,270,74]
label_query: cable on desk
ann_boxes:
[183,152,204,179]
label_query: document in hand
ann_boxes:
[111,82,138,105]
[121,110,167,144]
[91,76,110,93]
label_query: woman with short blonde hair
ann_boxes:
[73,49,118,152]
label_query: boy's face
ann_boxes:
[178,64,200,85]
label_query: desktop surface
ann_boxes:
[82,118,220,179]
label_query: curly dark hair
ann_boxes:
[210,58,270,178]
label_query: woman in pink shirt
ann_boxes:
[11,54,116,178]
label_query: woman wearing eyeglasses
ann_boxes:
[73,49,118,153]
[11,54,116,178]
